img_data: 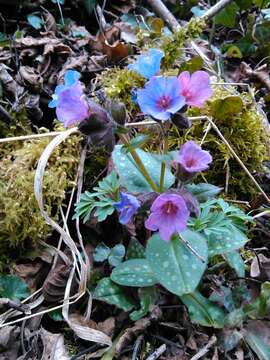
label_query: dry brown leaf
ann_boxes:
[115,305,162,356]
[15,36,60,48]
[15,259,49,292]
[58,55,89,80]
[0,325,20,360]
[18,66,43,90]
[40,328,70,360]
[97,317,115,337]
[42,10,57,33]
[250,254,270,281]
[0,64,24,98]
[43,262,75,303]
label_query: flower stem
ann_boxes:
[159,125,169,192]
[119,134,159,192]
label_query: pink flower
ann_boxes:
[175,140,212,174]
[178,71,213,107]
[145,193,190,242]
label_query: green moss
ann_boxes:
[168,86,268,200]
[99,68,145,111]
[0,132,81,264]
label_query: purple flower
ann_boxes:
[178,71,213,108]
[48,70,89,127]
[114,192,141,225]
[128,48,164,79]
[175,140,212,174]
[145,193,190,242]
[137,76,185,121]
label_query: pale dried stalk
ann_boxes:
[190,335,217,360]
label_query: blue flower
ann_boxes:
[48,70,89,128]
[137,76,185,121]
[114,192,141,225]
[128,48,164,79]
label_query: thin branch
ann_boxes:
[190,335,217,360]
[146,344,166,360]
[202,0,234,21]
[146,0,180,30]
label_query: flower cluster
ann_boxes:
[114,192,141,225]
[49,70,89,128]
[129,48,213,121]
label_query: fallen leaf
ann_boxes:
[40,328,70,360]
[18,66,43,91]
[250,254,270,281]
[0,325,20,360]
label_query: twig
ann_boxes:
[146,344,166,360]
[131,335,144,360]
[190,335,217,360]
[0,131,65,143]
[201,0,234,21]
[146,0,180,30]
[0,104,15,123]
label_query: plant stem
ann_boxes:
[119,134,159,192]
[160,131,168,192]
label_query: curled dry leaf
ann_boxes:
[115,305,162,356]
[250,254,270,281]
[18,66,43,91]
[0,325,20,360]
[15,258,49,292]
[43,262,76,303]
[40,328,70,360]
[0,64,24,98]
[42,9,57,33]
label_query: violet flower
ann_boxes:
[114,192,141,225]
[137,76,185,121]
[49,70,89,127]
[128,48,164,79]
[176,140,212,174]
[178,71,213,107]
[145,193,190,242]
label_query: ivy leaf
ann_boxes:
[146,231,208,296]
[224,251,245,278]
[112,145,175,193]
[130,287,157,321]
[215,2,239,28]
[0,275,30,301]
[186,183,222,202]
[181,290,225,328]
[94,278,136,311]
[111,259,158,287]
[253,0,270,8]
[93,243,111,262]
[108,244,125,267]
[126,238,145,259]
[211,96,243,120]
[27,14,44,30]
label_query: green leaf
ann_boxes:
[83,0,97,15]
[146,231,208,296]
[215,2,239,28]
[51,0,65,4]
[94,278,136,311]
[108,244,125,267]
[207,225,248,257]
[235,0,253,9]
[94,243,111,262]
[130,287,157,321]
[126,238,145,259]
[254,20,270,44]
[48,309,63,322]
[211,95,243,120]
[224,251,245,277]
[186,183,222,202]
[181,291,225,328]
[121,134,150,154]
[111,259,158,287]
[27,14,44,30]
[0,275,30,301]
[253,0,270,8]
[112,145,175,193]
[178,56,204,73]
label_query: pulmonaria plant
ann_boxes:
[178,70,213,107]
[49,70,89,127]
[137,76,185,120]
[128,48,164,79]
[145,193,190,242]
[114,192,141,225]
